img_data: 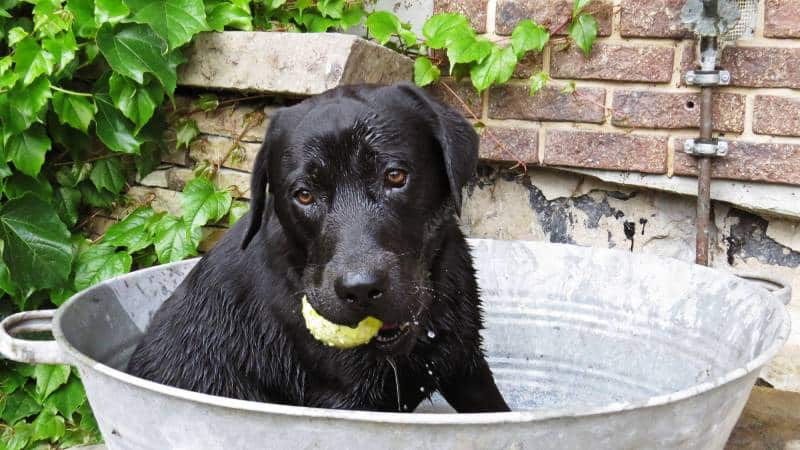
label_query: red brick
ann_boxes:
[753,96,800,137]
[620,0,691,38]
[551,44,675,83]
[512,51,544,78]
[434,0,488,33]
[427,80,482,119]
[673,140,800,185]
[495,0,613,36]
[612,90,745,133]
[720,46,800,88]
[489,84,606,123]
[764,0,800,38]
[544,130,667,173]
[479,126,538,162]
[679,40,698,86]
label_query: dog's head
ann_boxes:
[241,83,478,354]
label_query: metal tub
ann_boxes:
[0,240,792,450]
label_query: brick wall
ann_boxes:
[427,0,800,187]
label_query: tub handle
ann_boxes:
[0,310,69,365]
[735,272,792,306]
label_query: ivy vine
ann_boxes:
[0,0,597,447]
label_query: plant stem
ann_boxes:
[51,85,93,97]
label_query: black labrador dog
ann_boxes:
[127,82,509,413]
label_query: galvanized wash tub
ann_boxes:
[0,240,792,450]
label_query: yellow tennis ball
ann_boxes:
[301,295,382,349]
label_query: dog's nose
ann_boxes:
[335,270,387,306]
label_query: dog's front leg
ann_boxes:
[439,357,510,413]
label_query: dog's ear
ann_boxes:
[394,82,479,216]
[241,112,281,250]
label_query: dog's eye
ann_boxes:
[385,169,408,188]
[294,189,315,205]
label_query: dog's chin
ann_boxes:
[370,321,418,355]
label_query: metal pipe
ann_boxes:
[695,38,717,266]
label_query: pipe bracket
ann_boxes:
[684,138,728,157]
[685,70,730,86]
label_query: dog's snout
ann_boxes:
[334,270,387,306]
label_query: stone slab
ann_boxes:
[178,32,413,95]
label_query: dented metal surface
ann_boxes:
[0,240,791,450]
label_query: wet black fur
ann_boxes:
[127,83,509,413]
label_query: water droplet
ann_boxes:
[413,320,419,326]
[403,404,408,411]
[427,370,433,376]
[419,386,425,392]
[427,329,436,339]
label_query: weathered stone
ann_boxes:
[620,0,692,38]
[673,140,800,185]
[427,80,482,119]
[544,130,668,173]
[767,219,800,253]
[434,0,487,33]
[174,96,274,142]
[112,186,183,219]
[725,387,800,449]
[720,46,800,88]
[138,169,170,188]
[478,126,538,163]
[489,84,606,123]
[165,167,252,198]
[495,0,613,36]
[189,135,261,172]
[199,226,229,253]
[764,0,800,38]
[551,44,675,83]
[179,32,413,95]
[612,90,745,133]
[753,95,800,137]
[679,39,699,85]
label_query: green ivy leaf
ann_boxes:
[560,79,577,94]
[43,377,86,421]
[0,76,52,134]
[316,0,344,19]
[228,200,248,226]
[366,11,399,45]
[153,215,200,263]
[4,421,34,450]
[0,248,17,296]
[31,407,66,443]
[33,364,71,402]
[7,26,27,46]
[94,91,143,154]
[413,56,440,87]
[55,162,92,187]
[194,93,219,112]
[74,243,132,290]
[42,31,79,74]
[95,0,129,24]
[55,186,81,227]
[90,158,126,194]
[573,0,591,17]
[398,29,417,47]
[301,13,338,32]
[78,180,117,208]
[3,173,53,201]
[96,23,179,94]
[206,0,252,31]
[124,0,209,50]
[0,194,73,290]
[181,177,232,228]
[66,0,98,38]
[175,118,199,150]
[135,141,163,177]
[446,32,493,65]
[103,206,162,252]
[340,3,366,29]
[12,37,55,86]
[52,91,96,133]
[469,45,516,92]
[108,73,163,132]
[0,390,40,424]
[529,71,550,95]
[6,124,51,177]
[422,13,470,49]
[569,13,597,58]
[33,0,71,37]
[511,19,549,59]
